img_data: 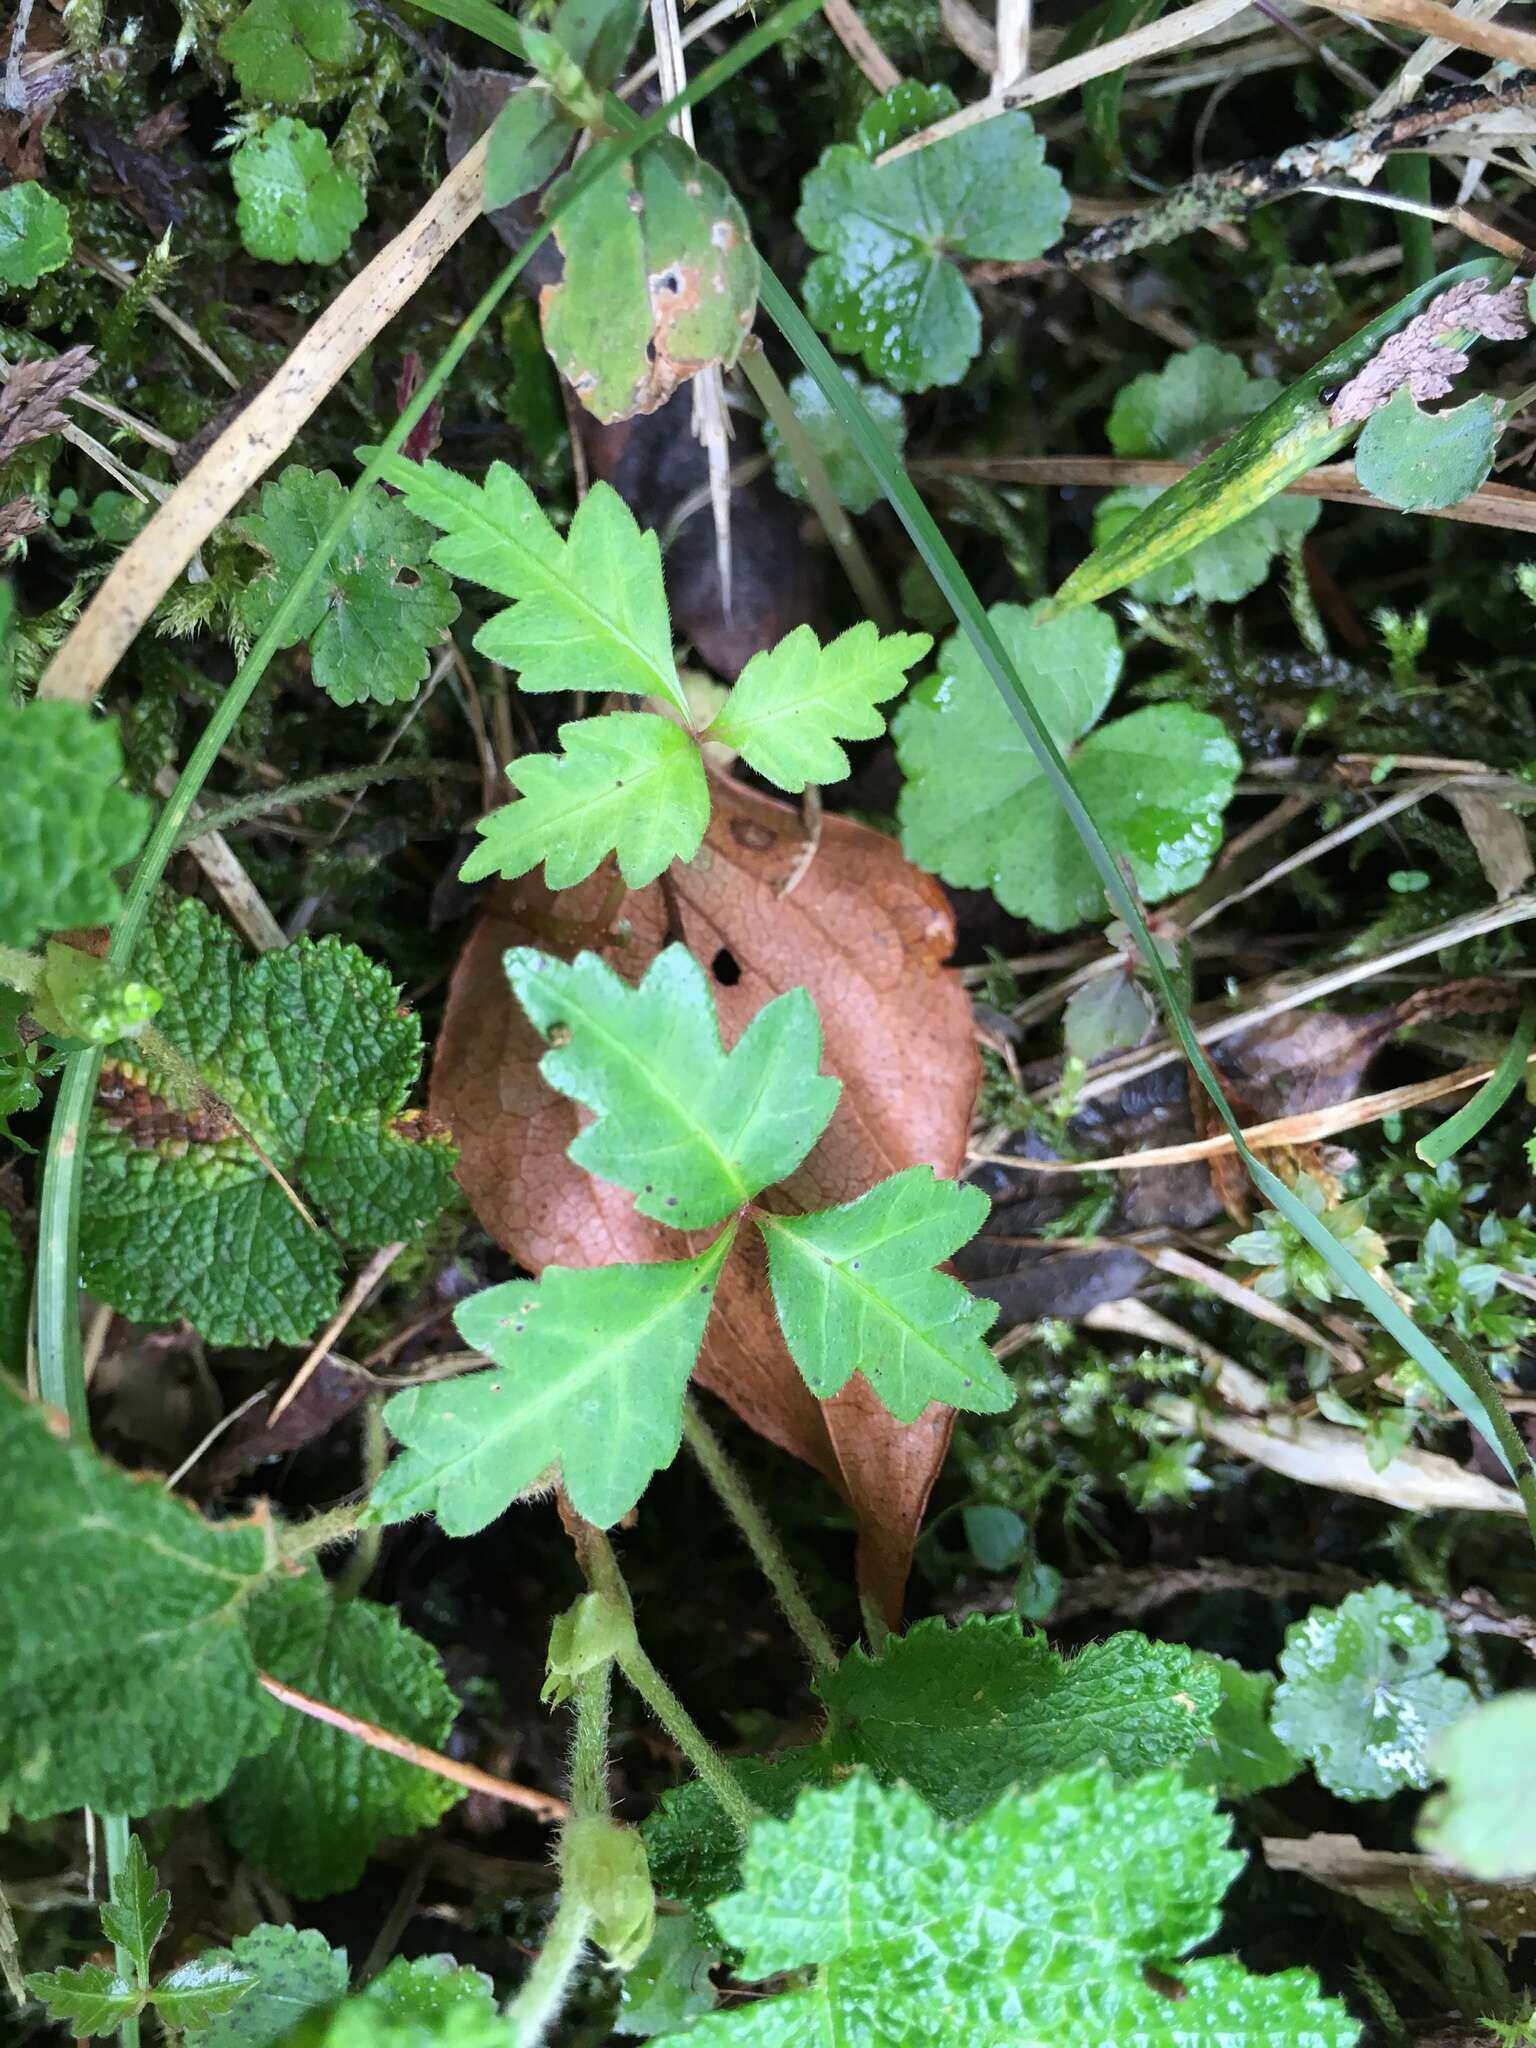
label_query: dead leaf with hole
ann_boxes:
[428,773,980,1621]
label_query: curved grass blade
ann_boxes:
[751,261,1535,1518]
[1416,1001,1536,1168]
[1042,255,1510,618]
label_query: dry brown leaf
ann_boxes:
[1328,279,1527,428]
[428,773,980,1622]
[0,495,44,544]
[0,344,96,464]
[1447,789,1534,902]
[1262,1833,1536,1945]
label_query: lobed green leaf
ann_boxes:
[707,621,930,794]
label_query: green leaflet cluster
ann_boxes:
[370,944,1008,1535]
[379,449,931,887]
[81,898,458,1348]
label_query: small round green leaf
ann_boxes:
[230,117,365,264]
[0,182,71,288]
[764,367,906,515]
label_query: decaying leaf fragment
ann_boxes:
[428,773,979,1620]
[0,345,95,463]
[1327,278,1526,427]
[540,136,758,423]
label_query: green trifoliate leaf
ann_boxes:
[217,1574,460,1897]
[219,0,359,106]
[817,1615,1219,1820]
[563,1815,656,1969]
[1184,1656,1301,1799]
[688,1770,1360,2048]
[1355,389,1501,511]
[541,135,757,423]
[461,713,708,890]
[1419,1693,1536,1879]
[797,82,1067,392]
[0,181,71,288]
[289,1955,503,2048]
[0,698,150,948]
[0,1379,283,1816]
[237,467,458,708]
[373,1232,734,1534]
[1095,344,1320,605]
[376,458,686,716]
[81,900,456,1348]
[0,1211,27,1372]
[23,1964,145,2036]
[180,1926,348,2048]
[149,1962,258,2032]
[231,117,365,264]
[1271,1584,1473,1801]
[509,944,839,1228]
[616,1915,720,2036]
[484,83,578,207]
[895,601,1240,930]
[100,1834,169,1985]
[759,1168,1004,1419]
[763,367,906,515]
[705,622,930,794]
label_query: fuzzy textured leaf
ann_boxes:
[1354,389,1501,511]
[0,698,150,948]
[797,83,1067,392]
[372,1233,734,1533]
[230,117,365,264]
[817,1615,1219,1820]
[508,944,839,1227]
[0,181,71,288]
[706,622,930,794]
[23,1964,143,2037]
[81,900,457,1348]
[1271,1584,1472,1801]
[763,366,906,515]
[897,601,1239,928]
[237,467,458,707]
[376,457,687,715]
[219,0,360,106]
[218,1575,460,1897]
[759,1168,1005,1419]
[182,1926,349,2048]
[461,713,709,889]
[0,1379,283,1816]
[688,1770,1360,2047]
[1419,1692,1536,1880]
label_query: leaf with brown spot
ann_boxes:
[429,773,980,1622]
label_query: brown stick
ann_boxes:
[822,0,902,90]
[37,133,490,708]
[258,1671,570,1822]
[1311,0,1536,67]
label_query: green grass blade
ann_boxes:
[754,264,1530,1495]
[1416,1002,1536,1168]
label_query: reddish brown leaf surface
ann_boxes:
[429,773,980,1622]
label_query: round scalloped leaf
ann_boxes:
[180,1925,349,2048]
[219,0,360,107]
[1419,1692,1536,1880]
[231,117,365,264]
[0,699,151,950]
[1355,389,1501,512]
[763,367,906,515]
[0,182,71,288]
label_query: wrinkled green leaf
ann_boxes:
[797,82,1067,392]
[219,0,360,106]
[0,1378,283,1816]
[818,1616,1219,1820]
[99,1833,169,1985]
[81,900,457,1347]
[706,622,929,794]
[376,457,687,716]
[1419,1692,1536,1879]
[374,1231,733,1533]
[1271,1584,1472,1801]
[217,1574,461,1897]
[231,117,365,264]
[286,1953,502,2048]
[759,1168,1005,1419]
[643,1752,837,1918]
[0,698,150,949]
[509,944,839,1228]
[763,366,906,515]
[1355,389,1501,511]
[0,181,71,289]
[237,467,458,707]
[23,1964,144,2036]
[461,713,709,889]
[688,1770,1359,2046]
[541,135,757,423]
[181,1926,349,2048]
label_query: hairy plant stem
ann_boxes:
[582,1525,759,1839]
[682,1393,838,1673]
[100,1814,140,2048]
[737,337,894,631]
